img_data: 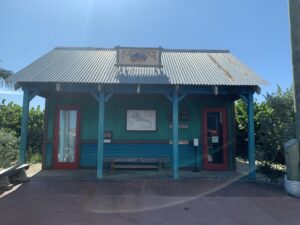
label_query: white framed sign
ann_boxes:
[117,47,162,67]
[126,110,156,131]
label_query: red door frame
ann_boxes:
[203,107,228,170]
[53,105,81,169]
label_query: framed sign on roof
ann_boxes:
[116,46,162,67]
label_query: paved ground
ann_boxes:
[0,169,300,225]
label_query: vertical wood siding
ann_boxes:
[46,93,235,169]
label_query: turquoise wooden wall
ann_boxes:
[45,93,236,170]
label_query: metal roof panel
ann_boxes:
[7,47,268,87]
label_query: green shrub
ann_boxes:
[28,152,42,164]
[0,99,44,155]
[235,86,295,166]
[28,105,44,153]
[0,128,19,168]
[258,162,285,182]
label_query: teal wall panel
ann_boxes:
[80,143,196,168]
[47,93,236,169]
[45,143,53,169]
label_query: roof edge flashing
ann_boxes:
[53,46,230,53]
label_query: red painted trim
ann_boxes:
[203,107,228,170]
[53,105,81,170]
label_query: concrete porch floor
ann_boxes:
[1,165,300,225]
[32,168,244,181]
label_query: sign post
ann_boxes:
[193,138,199,172]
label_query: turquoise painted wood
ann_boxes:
[247,92,256,180]
[20,89,30,164]
[80,144,194,168]
[46,93,236,170]
[172,90,179,179]
[47,94,233,141]
[45,143,53,169]
[22,83,252,96]
[97,92,105,179]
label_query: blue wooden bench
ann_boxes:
[105,157,170,170]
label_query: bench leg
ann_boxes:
[10,169,29,183]
[111,161,114,171]
[0,176,13,190]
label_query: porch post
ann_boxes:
[20,89,30,164]
[247,91,256,180]
[172,89,179,179]
[97,91,105,179]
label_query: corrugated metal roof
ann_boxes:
[8,47,268,86]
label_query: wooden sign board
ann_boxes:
[116,47,162,67]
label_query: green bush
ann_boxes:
[0,128,19,168]
[28,105,44,153]
[0,100,22,136]
[255,87,295,165]
[0,99,44,155]
[28,152,42,164]
[235,86,295,166]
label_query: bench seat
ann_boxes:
[105,157,170,170]
[0,164,30,190]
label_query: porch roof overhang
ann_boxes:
[17,82,257,101]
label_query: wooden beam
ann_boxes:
[163,93,172,103]
[21,83,254,96]
[239,94,248,103]
[41,98,49,170]
[20,90,30,164]
[247,91,256,180]
[97,91,105,179]
[178,93,187,103]
[105,92,114,102]
[91,92,98,102]
[172,90,179,179]
[29,90,38,101]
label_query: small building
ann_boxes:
[8,47,267,179]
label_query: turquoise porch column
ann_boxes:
[172,90,179,179]
[247,91,256,180]
[20,89,30,164]
[97,92,105,179]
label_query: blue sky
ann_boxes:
[0,0,292,109]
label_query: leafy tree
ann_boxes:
[28,105,44,153]
[0,128,19,168]
[0,100,22,135]
[0,100,44,161]
[235,99,248,159]
[0,67,13,79]
[256,86,295,165]
[235,86,295,166]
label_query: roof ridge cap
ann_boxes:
[54,46,230,53]
[54,47,114,51]
[163,49,230,53]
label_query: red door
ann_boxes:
[54,106,80,169]
[203,107,228,170]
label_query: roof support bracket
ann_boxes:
[164,93,173,103]
[29,90,38,102]
[178,93,187,103]
[91,91,113,103]
[105,92,114,102]
[239,94,248,103]
[91,92,99,102]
